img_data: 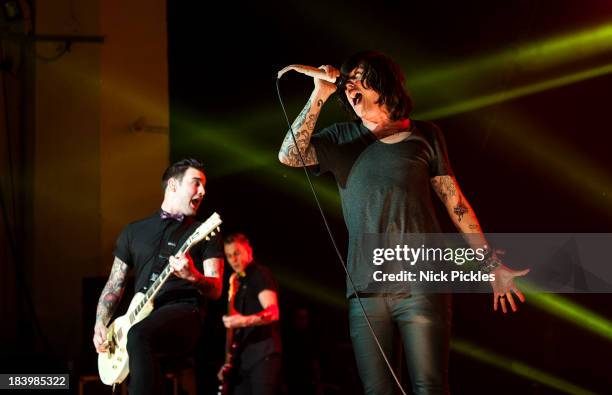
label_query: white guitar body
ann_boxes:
[98,292,153,385]
[97,212,222,386]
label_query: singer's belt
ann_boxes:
[348,292,411,299]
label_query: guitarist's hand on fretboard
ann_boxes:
[169,254,199,281]
[222,313,248,329]
[217,363,232,381]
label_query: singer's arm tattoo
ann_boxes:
[278,94,324,167]
[431,175,489,254]
[431,175,457,202]
[431,175,483,233]
[453,198,469,222]
[95,257,129,326]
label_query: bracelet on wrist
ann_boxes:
[479,245,503,273]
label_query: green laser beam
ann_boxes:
[410,22,612,88]
[415,63,612,120]
[171,114,342,211]
[519,281,612,341]
[528,293,612,341]
[452,338,599,395]
[458,105,612,215]
[274,269,347,309]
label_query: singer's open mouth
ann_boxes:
[352,92,362,106]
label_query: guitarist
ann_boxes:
[92,158,224,395]
[217,233,281,395]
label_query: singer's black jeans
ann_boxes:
[126,301,203,395]
[349,294,451,395]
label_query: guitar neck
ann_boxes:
[129,231,196,323]
[224,272,242,360]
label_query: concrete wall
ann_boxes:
[32,0,168,364]
[0,27,22,353]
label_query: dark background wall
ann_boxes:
[167,1,612,394]
[1,1,612,394]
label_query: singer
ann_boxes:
[277,51,529,395]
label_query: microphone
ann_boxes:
[277,64,345,88]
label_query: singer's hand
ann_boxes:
[277,64,301,79]
[277,64,340,98]
[314,65,340,97]
[277,64,323,79]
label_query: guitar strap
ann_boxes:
[232,271,248,345]
[145,218,194,289]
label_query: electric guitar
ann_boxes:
[217,272,243,395]
[98,212,222,386]
[217,331,240,395]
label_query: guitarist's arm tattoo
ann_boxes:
[95,257,129,326]
[223,289,279,330]
[278,94,325,167]
[238,290,280,327]
[254,289,279,324]
[193,257,224,300]
[253,304,280,324]
[203,258,221,277]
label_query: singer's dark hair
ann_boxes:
[161,158,205,190]
[338,51,413,121]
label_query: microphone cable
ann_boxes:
[275,78,408,395]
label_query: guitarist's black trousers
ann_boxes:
[126,300,203,395]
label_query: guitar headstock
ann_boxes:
[188,212,222,245]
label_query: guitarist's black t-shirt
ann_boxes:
[113,211,224,307]
[234,262,282,370]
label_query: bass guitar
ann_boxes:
[217,271,244,395]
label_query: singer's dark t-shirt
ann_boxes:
[310,120,454,296]
[113,211,224,307]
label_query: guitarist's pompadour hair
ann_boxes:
[161,158,205,190]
